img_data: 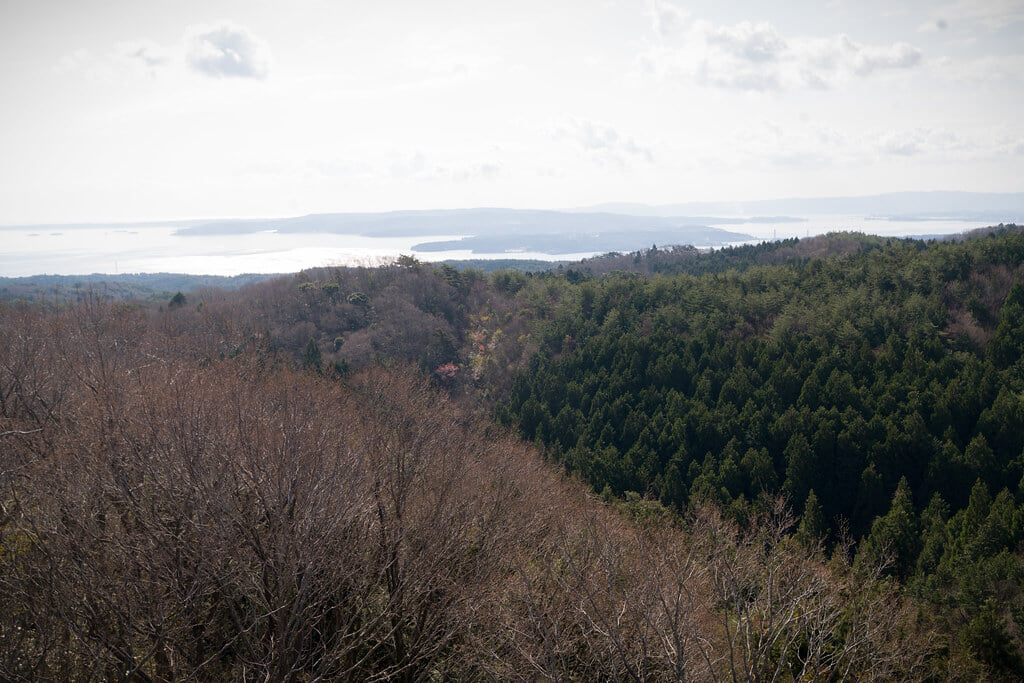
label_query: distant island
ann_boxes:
[168,208,757,254]
[171,208,760,242]
[412,227,753,254]
[3,192,1021,279]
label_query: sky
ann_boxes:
[1,0,1023,225]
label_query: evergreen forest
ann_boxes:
[3,224,1024,680]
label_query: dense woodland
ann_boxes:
[3,225,1024,679]
[0,272,277,303]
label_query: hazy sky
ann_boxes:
[2,0,1023,224]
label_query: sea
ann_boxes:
[0,216,1004,278]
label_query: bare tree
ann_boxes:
[0,299,939,681]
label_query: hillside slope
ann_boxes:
[0,299,929,680]
[5,226,1024,677]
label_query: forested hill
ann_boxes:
[5,224,1024,677]
[0,271,279,303]
[495,225,1024,675]
[503,226,1024,539]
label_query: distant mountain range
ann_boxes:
[573,191,1024,221]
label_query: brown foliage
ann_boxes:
[475,498,934,681]
[0,299,936,680]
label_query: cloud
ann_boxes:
[113,40,174,77]
[878,131,924,156]
[450,162,503,182]
[706,21,787,63]
[639,17,923,91]
[938,0,1024,30]
[53,48,94,76]
[54,23,271,82]
[120,40,171,69]
[551,117,654,166]
[875,128,965,157]
[724,120,854,169]
[848,41,922,75]
[53,42,171,82]
[388,151,504,183]
[694,59,781,90]
[940,53,1024,84]
[185,23,271,79]
[917,18,949,32]
[648,0,690,38]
